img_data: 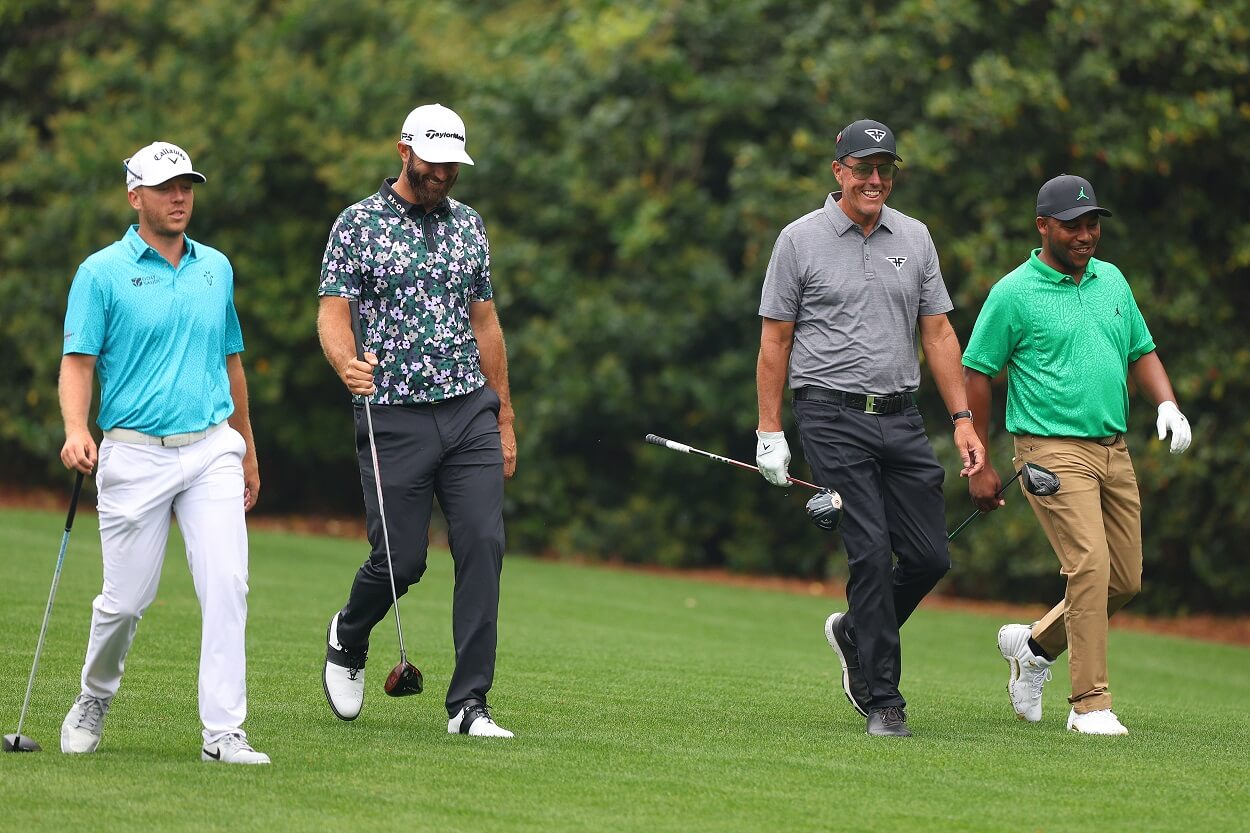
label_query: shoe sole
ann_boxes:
[324,619,361,722]
[997,625,1035,723]
[825,614,868,718]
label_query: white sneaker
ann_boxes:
[998,623,1053,723]
[323,613,367,721]
[448,702,514,738]
[202,733,271,764]
[61,694,110,754]
[1067,708,1129,736]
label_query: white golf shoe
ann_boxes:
[448,702,514,738]
[998,623,1053,723]
[61,694,110,754]
[324,613,367,721]
[1067,708,1129,735]
[202,733,271,764]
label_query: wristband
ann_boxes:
[951,410,974,424]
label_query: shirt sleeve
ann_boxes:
[224,262,244,355]
[468,212,494,303]
[63,263,106,356]
[917,229,954,316]
[318,211,361,299]
[1123,285,1155,362]
[758,231,801,321]
[962,282,1016,376]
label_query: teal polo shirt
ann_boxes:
[63,225,244,435]
[962,250,1155,438]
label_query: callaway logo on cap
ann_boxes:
[399,104,475,165]
[1036,174,1113,221]
[123,141,206,190]
[834,119,901,162]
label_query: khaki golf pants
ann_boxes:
[1013,435,1142,714]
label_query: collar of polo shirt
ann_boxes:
[381,178,450,218]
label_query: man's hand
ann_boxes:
[60,428,97,474]
[1156,401,1191,454]
[953,421,985,477]
[968,467,1004,513]
[341,352,378,396]
[242,449,260,512]
[500,420,517,479]
[755,430,791,487]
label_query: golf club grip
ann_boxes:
[64,471,85,532]
[347,299,366,362]
[645,433,691,453]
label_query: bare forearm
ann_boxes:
[59,354,96,434]
[317,296,359,374]
[757,319,794,432]
[475,318,514,424]
[964,368,993,450]
[1129,351,1178,406]
[921,323,971,416]
[226,354,255,449]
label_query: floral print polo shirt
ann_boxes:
[319,178,494,404]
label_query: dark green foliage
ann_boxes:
[3,0,1247,611]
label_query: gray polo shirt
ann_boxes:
[759,193,952,394]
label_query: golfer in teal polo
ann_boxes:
[962,174,1192,735]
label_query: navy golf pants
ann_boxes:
[337,385,506,717]
[795,400,950,711]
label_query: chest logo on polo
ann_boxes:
[204,270,214,286]
[885,256,908,271]
[865,128,887,142]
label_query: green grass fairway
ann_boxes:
[1,507,1247,832]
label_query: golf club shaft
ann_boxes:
[947,467,1023,541]
[348,301,408,662]
[14,471,85,738]
[645,434,823,491]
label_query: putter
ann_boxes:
[645,433,843,530]
[4,471,86,753]
[348,300,423,697]
[947,462,1061,541]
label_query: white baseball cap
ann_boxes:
[123,141,206,190]
[399,104,474,165]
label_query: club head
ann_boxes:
[3,733,42,753]
[383,661,424,697]
[806,489,844,531]
[1020,463,1060,497]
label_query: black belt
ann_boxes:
[793,386,915,415]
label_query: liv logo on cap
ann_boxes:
[399,104,475,165]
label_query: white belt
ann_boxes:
[104,421,226,448]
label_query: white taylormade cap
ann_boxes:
[124,141,206,189]
[399,104,474,165]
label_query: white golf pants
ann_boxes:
[80,424,251,744]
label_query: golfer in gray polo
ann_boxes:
[755,119,985,737]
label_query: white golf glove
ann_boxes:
[755,430,791,487]
[1156,401,1191,454]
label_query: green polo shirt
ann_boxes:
[962,250,1155,438]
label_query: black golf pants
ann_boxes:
[795,400,950,711]
[338,385,506,717]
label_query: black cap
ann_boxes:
[1036,174,1112,221]
[834,119,901,162]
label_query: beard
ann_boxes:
[404,153,457,208]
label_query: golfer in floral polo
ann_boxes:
[317,103,518,738]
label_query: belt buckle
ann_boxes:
[864,394,877,414]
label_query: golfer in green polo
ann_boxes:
[962,174,1192,736]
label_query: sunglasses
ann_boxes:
[839,160,899,181]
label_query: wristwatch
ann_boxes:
[950,410,974,424]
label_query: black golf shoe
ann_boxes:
[866,707,912,737]
[323,613,367,721]
[824,612,870,717]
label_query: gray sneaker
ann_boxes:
[61,694,110,754]
[825,613,869,716]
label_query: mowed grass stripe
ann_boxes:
[1,507,1247,832]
